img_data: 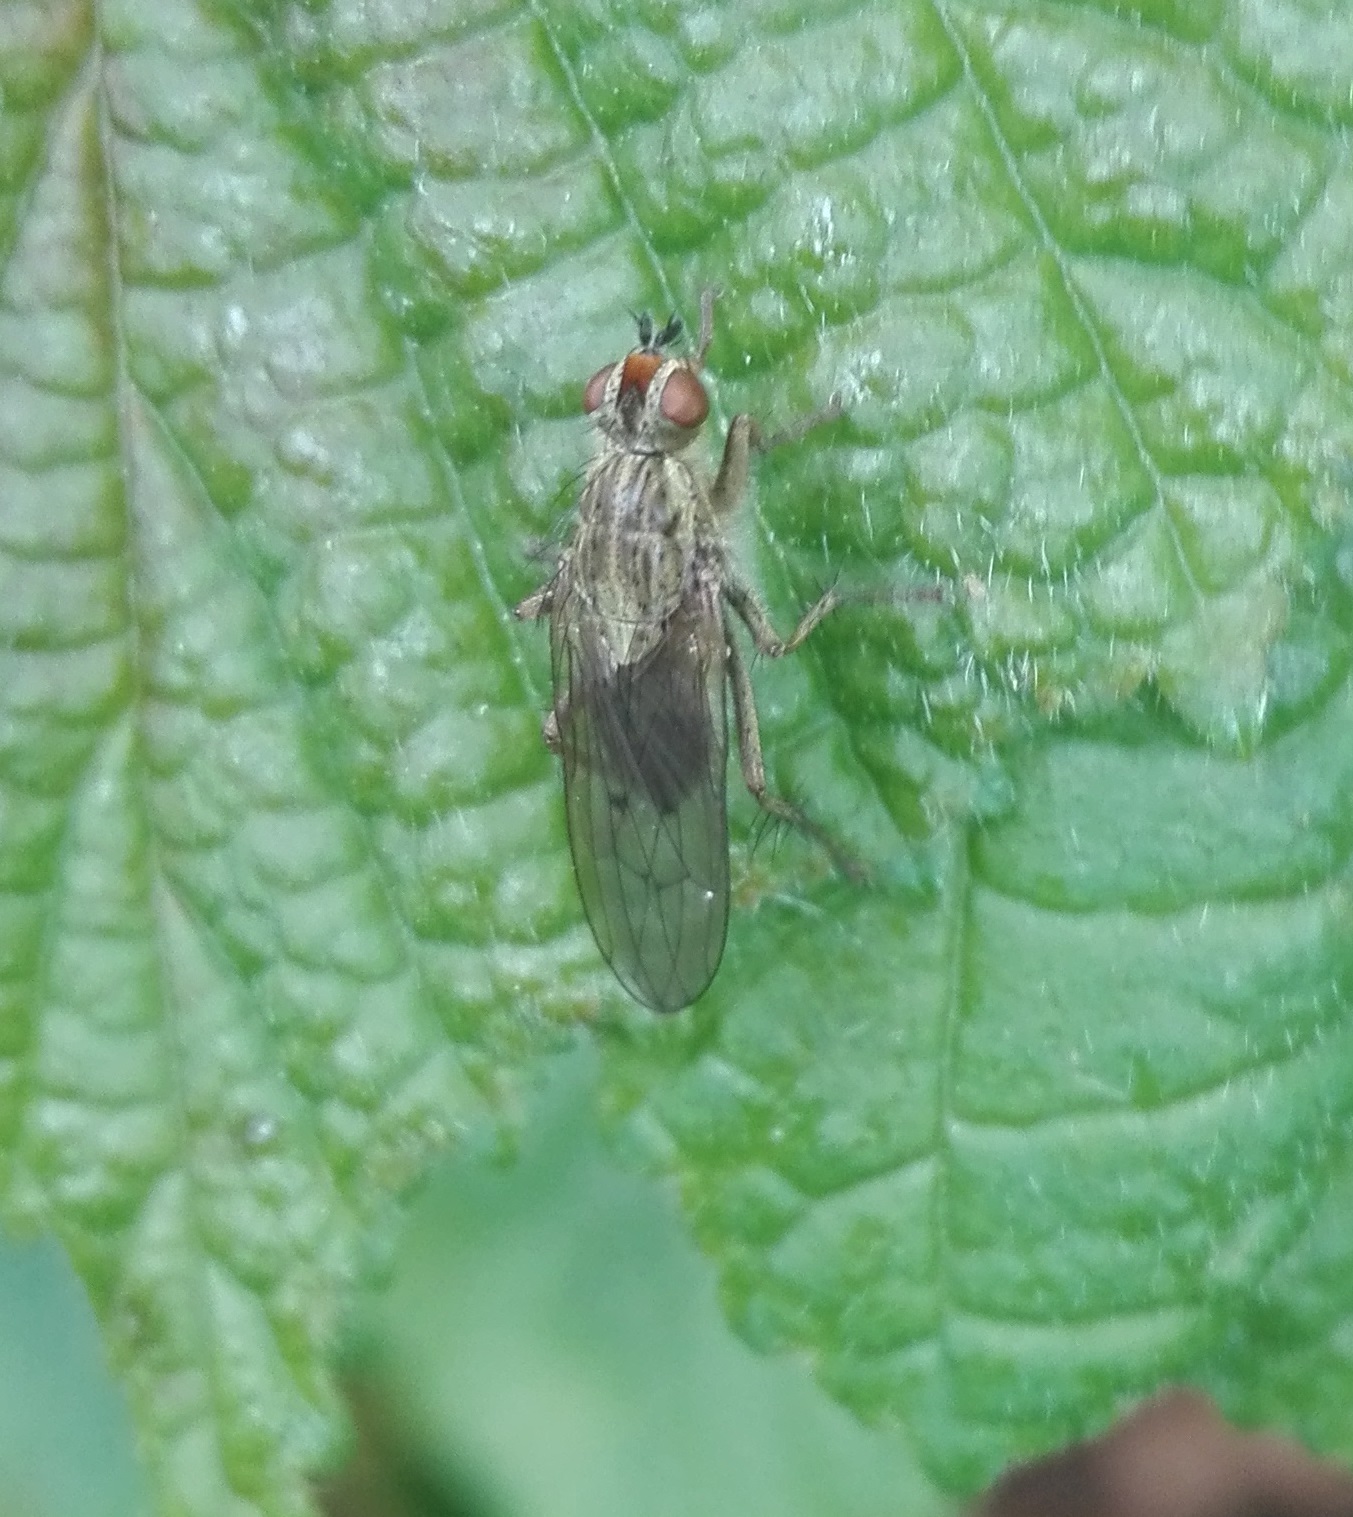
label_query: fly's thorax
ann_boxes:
[570,451,711,665]
[578,449,710,531]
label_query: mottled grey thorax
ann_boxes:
[572,451,707,664]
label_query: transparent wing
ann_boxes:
[551,582,729,1013]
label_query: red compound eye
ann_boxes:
[583,362,616,413]
[659,367,709,428]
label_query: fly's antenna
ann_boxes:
[633,310,683,352]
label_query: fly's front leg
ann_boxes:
[726,628,865,881]
[710,413,757,521]
[710,402,844,521]
[693,287,718,368]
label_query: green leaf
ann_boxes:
[3,0,1353,1510]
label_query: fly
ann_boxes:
[515,291,856,1013]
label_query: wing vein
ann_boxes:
[551,575,730,1012]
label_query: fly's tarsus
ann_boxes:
[726,623,866,885]
[754,395,845,452]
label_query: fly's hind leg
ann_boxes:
[513,580,566,755]
[541,699,569,755]
[726,629,865,882]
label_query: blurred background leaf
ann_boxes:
[0,1235,148,1517]
[333,1047,946,1517]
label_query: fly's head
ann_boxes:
[582,311,710,456]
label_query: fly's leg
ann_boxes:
[710,403,844,520]
[514,582,553,621]
[724,579,860,876]
[513,580,566,754]
[726,626,865,882]
[698,277,839,515]
[709,414,756,521]
[693,287,718,367]
[724,576,841,657]
[542,701,566,754]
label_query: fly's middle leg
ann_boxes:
[514,583,553,621]
[726,629,865,881]
[724,576,840,658]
